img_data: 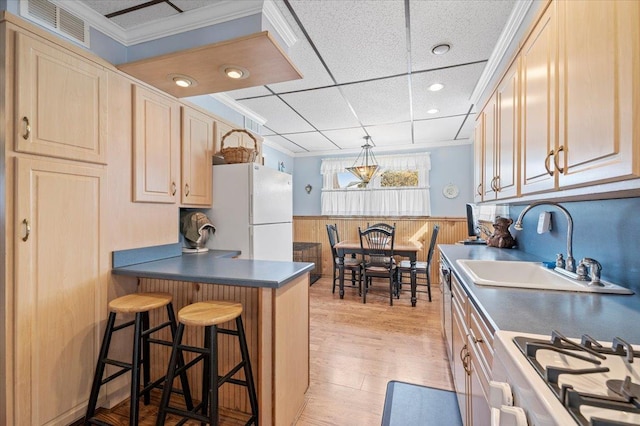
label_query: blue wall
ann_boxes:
[509,198,640,291]
[291,143,474,217]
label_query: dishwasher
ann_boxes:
[440,257,453,364]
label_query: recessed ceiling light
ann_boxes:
[427,108,439,114]
[431,43,451,55]
[220,65,250,80]
[428,83,444,91]
[168,73,197,88]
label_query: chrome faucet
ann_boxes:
[514,201,576,273]
[577,257,603,286]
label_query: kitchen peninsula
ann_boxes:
[112,246,314,426]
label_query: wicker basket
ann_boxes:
[218,129,257,164]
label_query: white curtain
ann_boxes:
[320,153,431,216]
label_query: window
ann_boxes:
[320,153,431,216]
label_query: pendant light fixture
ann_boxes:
[346,136,379,187]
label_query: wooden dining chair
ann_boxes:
[398,225,440,302]
[326,224,362,295]
[359,226,397,305]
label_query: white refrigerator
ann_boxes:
[205,163,293,261]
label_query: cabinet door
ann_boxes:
[133,85,180,203]
[520,4,557,195]
[495,59,519,199]
[15,32,107,164]
[473,117,484,203]
[181,106,214,206]
[557,0,640,188]
[451,275,469,425]
[482,94,497,200]
[14,157,106,425]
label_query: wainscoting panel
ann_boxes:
[293,216,468,285]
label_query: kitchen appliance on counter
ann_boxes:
[204,163,293,261]
[180,211,215,253]
[491,329,640,426]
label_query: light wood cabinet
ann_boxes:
[520,3,557,195]
[14,157,106,425]
[556,0,640,188]
[517,0,640,197]
[494,58,519,199]
[478,58,519,202]
[449,271,492,426]
[14,32,107,164]
[181,106,214,206]
[473,118,484,203]
[132,84,180,203]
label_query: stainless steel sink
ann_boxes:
[456,260,633,294]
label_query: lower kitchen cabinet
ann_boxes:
[13,157,107,425]
[448,267,493,426]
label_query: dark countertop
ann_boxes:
[112,250,314,289]
[440,244,640,343]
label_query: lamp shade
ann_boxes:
[346,136,379,186]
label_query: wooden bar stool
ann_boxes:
[156,300,259,426]
[85,292,193,425]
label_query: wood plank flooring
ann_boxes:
[89,276,453,425]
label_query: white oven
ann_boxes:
[491,330,640,426]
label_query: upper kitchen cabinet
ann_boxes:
[478,58,519,202]
[181,106,214,206]
[14,32,107,164]
[494,58,519,199]
[520,3,557,196]
[216,121,263,164]
[473,117,484,203]
[555,0,640,188]
[132,84,180,203]
[480,93,497,200]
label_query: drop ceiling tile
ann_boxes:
[263,135,307,153]
[413,116,466,144]
[238,96,314,134]
[322,128,368,149]
[280,87,360,131]
[341,76,410,126]
[412,62,484,119]
[288,0,407,83]
[410,0,515,72]
[285,132,340,152]
[225,86,272,99]
[267,39,335,93]
[114,3,179,29]
[364,122,412,147]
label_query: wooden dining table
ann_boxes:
[334,240,423,307]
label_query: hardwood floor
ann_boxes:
[90,276,453,425]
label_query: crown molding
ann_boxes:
[263,0,298,48]
[262,137,297,157]
[210,94,267,126]
[469,0,534,105]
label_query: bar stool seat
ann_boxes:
[85,292,192,426]
[157,300,258,426]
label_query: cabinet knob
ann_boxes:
[22,117,31,140]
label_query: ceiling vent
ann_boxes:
[20,0,90,47]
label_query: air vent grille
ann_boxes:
[21,0,89,47]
